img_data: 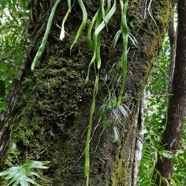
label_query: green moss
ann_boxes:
[1,0,173,184]
[111,149,130,185]
[2,28,91,184]
[4,143,21,166]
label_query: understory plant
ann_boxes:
[0,161,50,186]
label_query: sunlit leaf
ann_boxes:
[162,152,172,159]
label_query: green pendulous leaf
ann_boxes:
[161,152,172,159]
[70,0,87,53]
[31,0,61,71]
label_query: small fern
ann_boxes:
[0,161,50,186]
[98,98,129,142]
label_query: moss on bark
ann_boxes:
[1,0,173,185]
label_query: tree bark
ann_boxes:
[0,0,172,185]
[155,1,186,185]
[168,7,177,94]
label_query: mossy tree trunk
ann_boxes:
[0,0,172,185]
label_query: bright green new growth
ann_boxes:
[31,0,61,71]
[0,161,50,186]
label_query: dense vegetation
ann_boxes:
[0,0,185,185]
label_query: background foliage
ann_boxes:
[0,0,29,110]
[0,1,185,185]
[138,38,186,185]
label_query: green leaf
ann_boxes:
[0,101,5,111]
[70,0,87,52]
[0,160,50,186]
[113,126,120,142]
[23,161,50,170]
[59,0,71,40]
[118,105,128,118]
[162,152,172,159]
[31,0,61,71]
[170,138,176,148]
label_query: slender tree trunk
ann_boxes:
[155,1,186,185]
[168,8,177,94]
[132,88,145,186]
[0,1,172,185]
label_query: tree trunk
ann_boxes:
[0,1,172,185]
[155,1,186,185]
[168,7,177,94]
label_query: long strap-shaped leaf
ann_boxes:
[84,74,99,186]
[147,0,160,36]
[118,0,129,105]
[94,0,116,40]
[59,0,71,40]
[84,1,116,185]
[86,9,102,83]
[84,9,102,185]
[101,0,105,20]
[106,0,111,14]
[86,0,116,82]
[31,0,61,71]
[94,0,116,69]
[70,0,87,53]
[87,9,99,49]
